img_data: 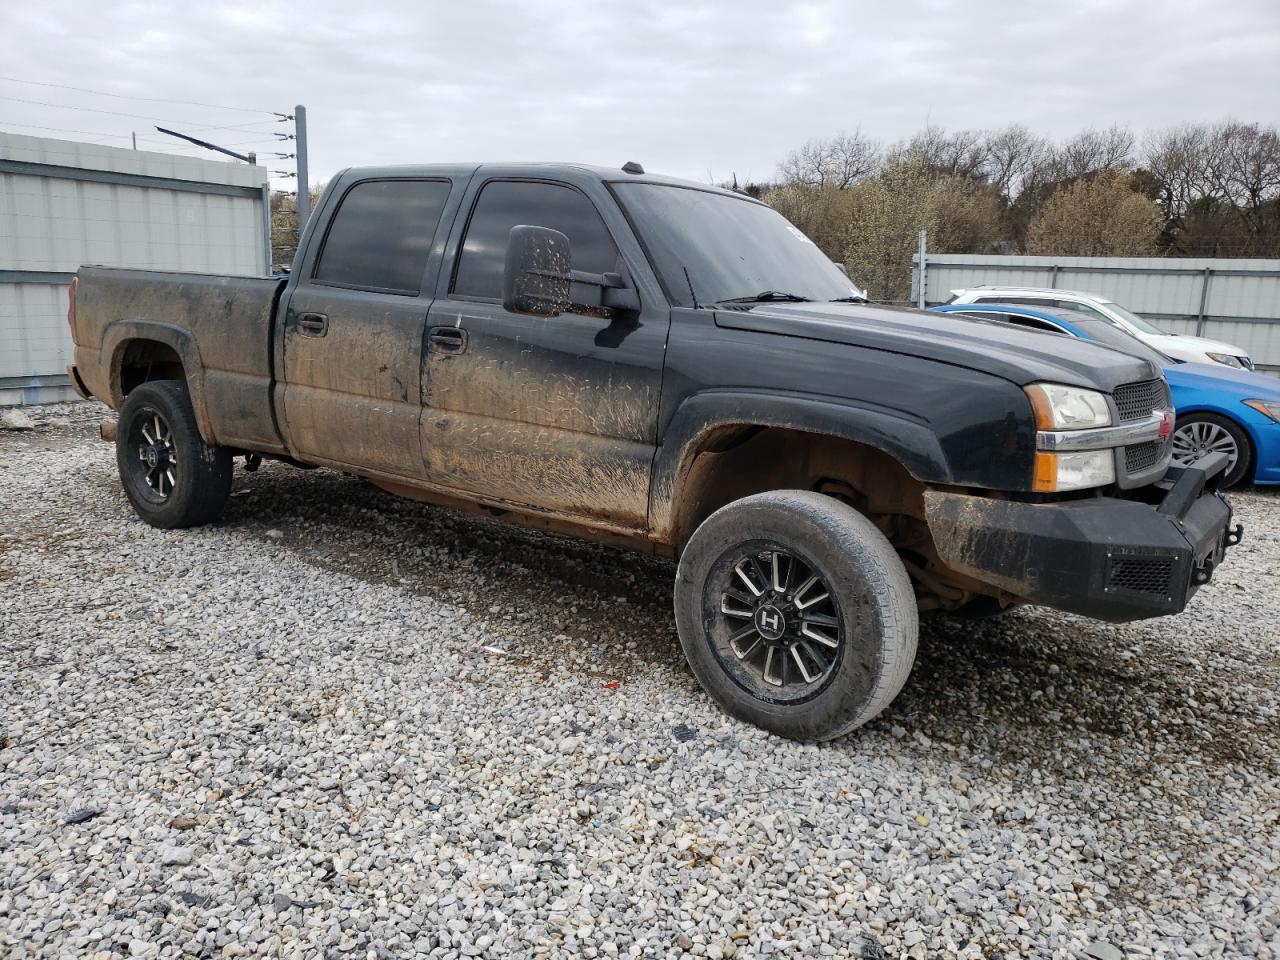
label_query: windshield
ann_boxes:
[612,183,860,307]
[1074,318,1172,366]
[1103,301,1167,336]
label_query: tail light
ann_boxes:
[66,276,78,341]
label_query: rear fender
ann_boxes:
[103,321,213,443]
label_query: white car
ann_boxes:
[947,287,1254,370]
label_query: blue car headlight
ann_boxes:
[1243,400,1280,423]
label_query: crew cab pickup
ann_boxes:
[66,162,1240,741]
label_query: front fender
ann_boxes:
[649,389,952,541]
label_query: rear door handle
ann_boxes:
[295,312,328,336]
[428,325,468,354]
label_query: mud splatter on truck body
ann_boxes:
[67,161,1238,715]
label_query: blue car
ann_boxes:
[929,302,1280,488]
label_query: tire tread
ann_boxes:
[674,490,918,741]
[115,380,232,529]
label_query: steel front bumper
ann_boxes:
[924,454,1240,622]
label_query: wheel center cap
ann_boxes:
[754,603,786,641]
[146,448,159,468]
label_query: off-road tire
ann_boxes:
[116,380,232,529]
[674,490,918,741]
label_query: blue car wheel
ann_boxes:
[1171,412,1253,488]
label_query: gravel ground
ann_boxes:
[2,401,1278,960]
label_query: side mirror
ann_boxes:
[503,225,571,316]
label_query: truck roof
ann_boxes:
[330,162,751,199]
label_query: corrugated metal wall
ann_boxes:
[912,253,1280,372]
[0,133,270,405]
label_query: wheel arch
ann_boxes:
[103,321,215,444]
[1173,406,1258,481]
[651,391,952,549]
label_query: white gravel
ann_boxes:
[2,401,1278,960]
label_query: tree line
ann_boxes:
[753,121,1280,301]
[264,122,1280,300]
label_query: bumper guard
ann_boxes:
[924,453,1239,622]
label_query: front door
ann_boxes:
[421,178,668,530]
[279,177,453,477]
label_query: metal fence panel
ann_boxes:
[0,132,269,405]
[913,253,1280,372]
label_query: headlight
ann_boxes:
[1025,383,1114,430]
[1206,352,1245,369]
[1243,399,1280,423]
[1033,449,1116,492]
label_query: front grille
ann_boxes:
[1125,440,1162,473]
[1113,379,1170,423]
[1107,556,1173,597]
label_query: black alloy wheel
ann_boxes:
[715,546,844,700]
[127,408,179,502]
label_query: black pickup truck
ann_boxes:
[66,162,1240,740]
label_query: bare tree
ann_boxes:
[776,131,880,189]
[983,124,1051,198]
[771,119,1280,260]
[1051,125,1135,180]
[1144,123,1214,220]
[887,125,990,180]
[1205,122,1280,231]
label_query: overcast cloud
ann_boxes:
[3,0,1278,189]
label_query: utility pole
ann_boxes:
[295,105,310,231]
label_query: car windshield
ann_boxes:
[1103,301,1167,336]
[1072,317,1172,366]
[611,183,860,307]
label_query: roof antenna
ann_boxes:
[683,267,701,310]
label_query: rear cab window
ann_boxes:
[313,179,452,295]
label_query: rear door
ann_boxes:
[420,176,669,530]
[279,177,457,477]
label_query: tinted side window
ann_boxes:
[314,180,451,294]
[1006,315,1066,333]
[957,310,1063,333]
[453,180,619,300]
[1062,302,1110,322]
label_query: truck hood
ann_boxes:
[714,302,1159,391]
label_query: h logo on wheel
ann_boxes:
[759,609,781,632]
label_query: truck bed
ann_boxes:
[72,266,287,454]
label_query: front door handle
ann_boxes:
[295,312,328,336]
[428,325,468,354]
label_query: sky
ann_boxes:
[2,0,1278,190]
